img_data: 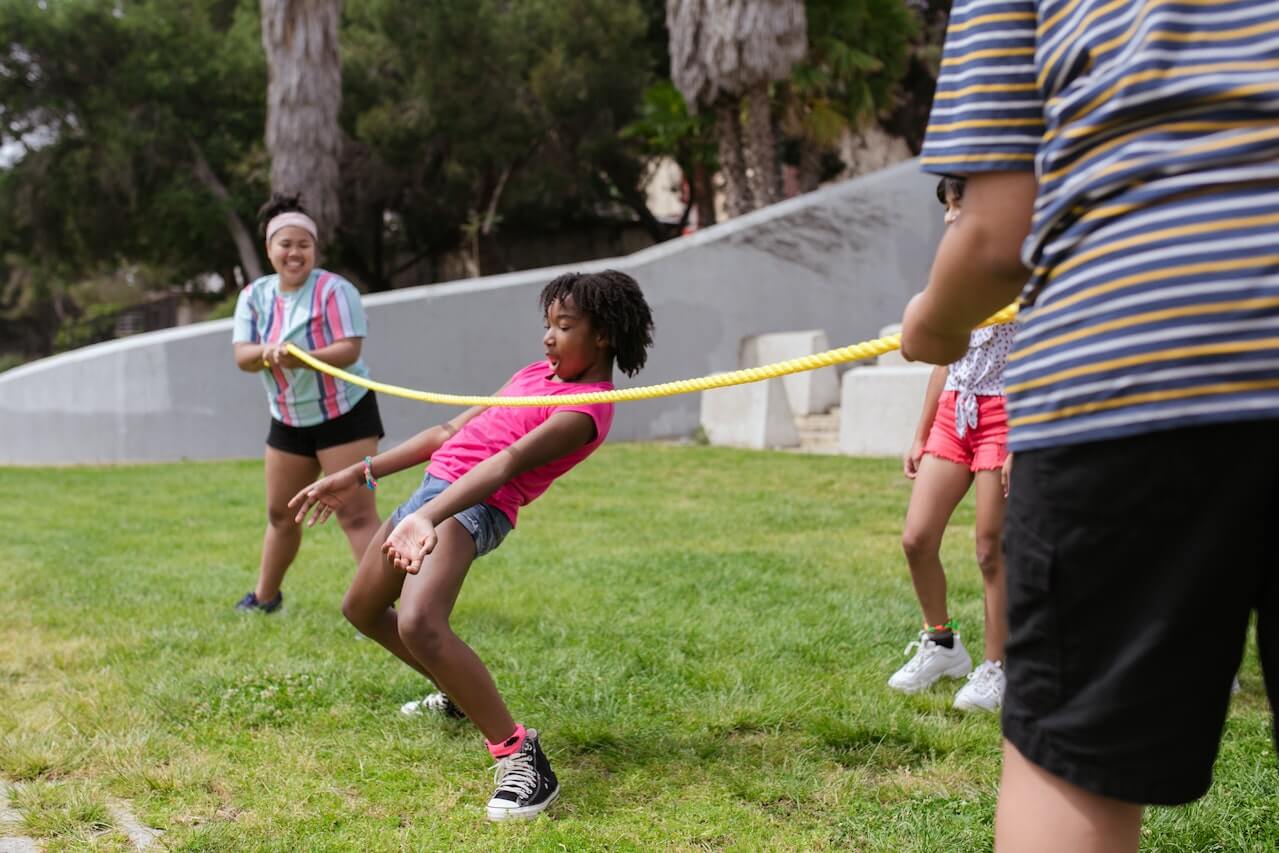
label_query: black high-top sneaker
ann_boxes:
[486,728,559,821]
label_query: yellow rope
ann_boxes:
[284,304,1019,408]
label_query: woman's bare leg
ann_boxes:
[317,436,382,560]
[255,446,321,601]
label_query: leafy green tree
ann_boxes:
[338,0,662,287]
[0,0,267,355]
[782,0,916,190]
[880,0,949,153]
[622,79,717,228]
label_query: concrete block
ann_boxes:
[838,365,933,456]
[875,323,908,367]
[740,330,840,415]
[700,377,799,450]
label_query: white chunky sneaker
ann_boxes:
[954,659,1005,712]
[888,631,972,693]
[400,691,466,719]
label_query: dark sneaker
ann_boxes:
[486,729,559,822]
[235,591,283,614]
[400,691,466,720]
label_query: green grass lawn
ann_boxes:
[1,445,1274,851]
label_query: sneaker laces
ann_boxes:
[420,692,453,713]
[899,633,938,673]
[490,749,538,801]
[965,661,1003,697]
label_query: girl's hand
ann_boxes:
[290,467,361,526]
[903,438,926,480]
[1001,452,1014,499]
[384,513,437,574]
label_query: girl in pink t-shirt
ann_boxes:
[290,270,654,822]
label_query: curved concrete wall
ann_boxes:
[0,160,942,464]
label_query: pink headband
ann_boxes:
[266,212,318,243]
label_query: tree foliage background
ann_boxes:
[0,0,935,363]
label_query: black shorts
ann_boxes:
[266,391,385,457]
[1001,418,1279,805]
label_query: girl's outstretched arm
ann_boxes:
[902,171,1035,364]
[290,402,491,526]
[385,410,597,573]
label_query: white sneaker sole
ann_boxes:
[953,695,1000,712]
[486,784,559,822]
[888,660,973,694]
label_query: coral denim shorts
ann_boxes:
[922,391,1008,472]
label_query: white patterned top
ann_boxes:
[942,322,1015,438]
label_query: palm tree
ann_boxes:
[667,0,807,216]
[260,0,343,242]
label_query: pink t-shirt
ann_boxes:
[426,361,614,526]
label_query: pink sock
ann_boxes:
[486,723,527,759]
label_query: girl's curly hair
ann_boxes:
[539,270,655,377]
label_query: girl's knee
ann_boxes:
[341,590,377,632]
[975,535,1003,577]
[397,605,451,661]
[266,504,298,529]
[902,528,940,564]
[336,502,379,533]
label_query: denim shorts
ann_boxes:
[389,473,513,558]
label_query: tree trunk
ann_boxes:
[260,0,343,243]
[796,137,822,194]
[715,99,753,217]
[742,83,780,208]
[692,158,716,228]
[189,138,264,282]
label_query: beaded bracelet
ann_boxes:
[924,618,957,633]
[362,456,378,491]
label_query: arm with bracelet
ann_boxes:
[288,400,495,527]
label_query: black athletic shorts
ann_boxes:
[266,390,385,457]
[1001,418,1279,805]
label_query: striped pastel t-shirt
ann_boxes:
[232,269,371,427]
[920,0,1279,451]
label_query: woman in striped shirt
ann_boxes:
[902,1,1279,850]
[231,194,384,614]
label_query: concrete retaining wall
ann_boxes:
[0,160,942,464]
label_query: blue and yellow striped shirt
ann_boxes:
[921,0,1279,451]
